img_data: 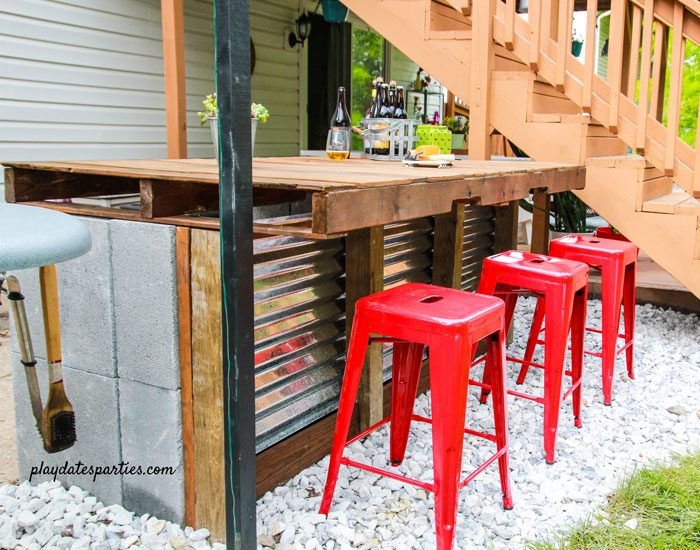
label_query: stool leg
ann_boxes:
[390,342,425,466]
[429,336,471,550]
[623,262,636,380]
[517,296,545,385]
[319,322,370,515]
[543,288,574,464]
[570,288,587,429]
[487,331,514,510]
[600,263,625,406]
[480,286,517,404]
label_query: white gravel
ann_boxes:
[1,298,698,549]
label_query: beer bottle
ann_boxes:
[366,79,378,118]
[387,80,397,118]
[395,86,407,119]
[379,84,391,118]
[331,87,351,128]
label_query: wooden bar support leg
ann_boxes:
[531,189,550,254]
[345,226,385,430]
[493,200,519,253]
[432,202,466,289]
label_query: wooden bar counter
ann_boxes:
[3,156,584,538]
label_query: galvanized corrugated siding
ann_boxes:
[461,205,496,290]
[253,235,345,451]
[253,208,496,450]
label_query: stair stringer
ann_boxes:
[579,157,700,298]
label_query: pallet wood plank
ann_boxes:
[4,168,139,203]
[190,229,225,542]
[432,203,467,288]
[140,179,219,218]
[345,226,385,430]
[530,188,550,254]
[176,227,196,527]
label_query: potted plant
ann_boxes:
[198,93,269,158]
[571,29,584,57]
[444,116,468,150]
[520,191,591,239]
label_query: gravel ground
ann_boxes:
[1,297,698,549]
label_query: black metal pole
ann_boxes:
[215,0,256,548]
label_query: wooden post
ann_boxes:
[468,0,495,161]
[432,202,466,289]
[345,226,385,430]
[161,0,188,158]
[493,201,519,253]
[530,189,550,254]
[215,0,256,546]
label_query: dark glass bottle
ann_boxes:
[379,84,391,118]
[395,86,407,119]
[331,87,351,128]
[387,80,397,118]
[366,79,378,118]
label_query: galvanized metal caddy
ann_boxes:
[359,118,419,160]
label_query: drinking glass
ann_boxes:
[326,128,350,160]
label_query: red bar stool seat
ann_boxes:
[319,283,513,550]
[520,234,638,405]
[475,251,588,464]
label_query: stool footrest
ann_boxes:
[458,447,507,490]
[338,412,503,495]
[340,457,434,492]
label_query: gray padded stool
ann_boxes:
[0,203,91,453]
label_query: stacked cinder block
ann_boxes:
[9,218,184,523]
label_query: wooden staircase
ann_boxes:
[343,0,700,297]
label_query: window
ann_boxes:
[350,28,385,150]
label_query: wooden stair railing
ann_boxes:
[488,0,700,198]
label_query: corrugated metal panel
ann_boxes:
[254,208,496,450]
[461,205,496,290]
[253,234,345,451]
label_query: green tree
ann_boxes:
[351,29,384,150]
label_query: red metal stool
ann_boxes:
[519,234,637,405]
[319,283,513,550]
[475,251,588,464]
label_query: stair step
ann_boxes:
[642,191,700,215]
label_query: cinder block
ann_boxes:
[111,220,180,390]
[8,216,116,378]
[59,217,116,377]
[118,378,184,523]
[11,355,123,505]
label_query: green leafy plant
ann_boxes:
[197,93,269,125]
[520,191,589,233]
[444,116,467,134]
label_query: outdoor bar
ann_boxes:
[2,155,583,541]
[3,0,699,548]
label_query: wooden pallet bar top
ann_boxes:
[2,157,585,236]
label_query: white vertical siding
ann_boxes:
[0,0,168,178]
[185,0,304,158]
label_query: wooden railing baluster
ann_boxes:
[627,4,643,99]
[650,23,668,121]
[695,94,700,195]
[528,0,541,70]
[555,0,571,91]
[582,0,597,113]
[636,0,655,152]
[664,2,685,175]
[608,0,627,133]
[505,0,516,50]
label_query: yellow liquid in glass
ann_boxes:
[326,151,350,160]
